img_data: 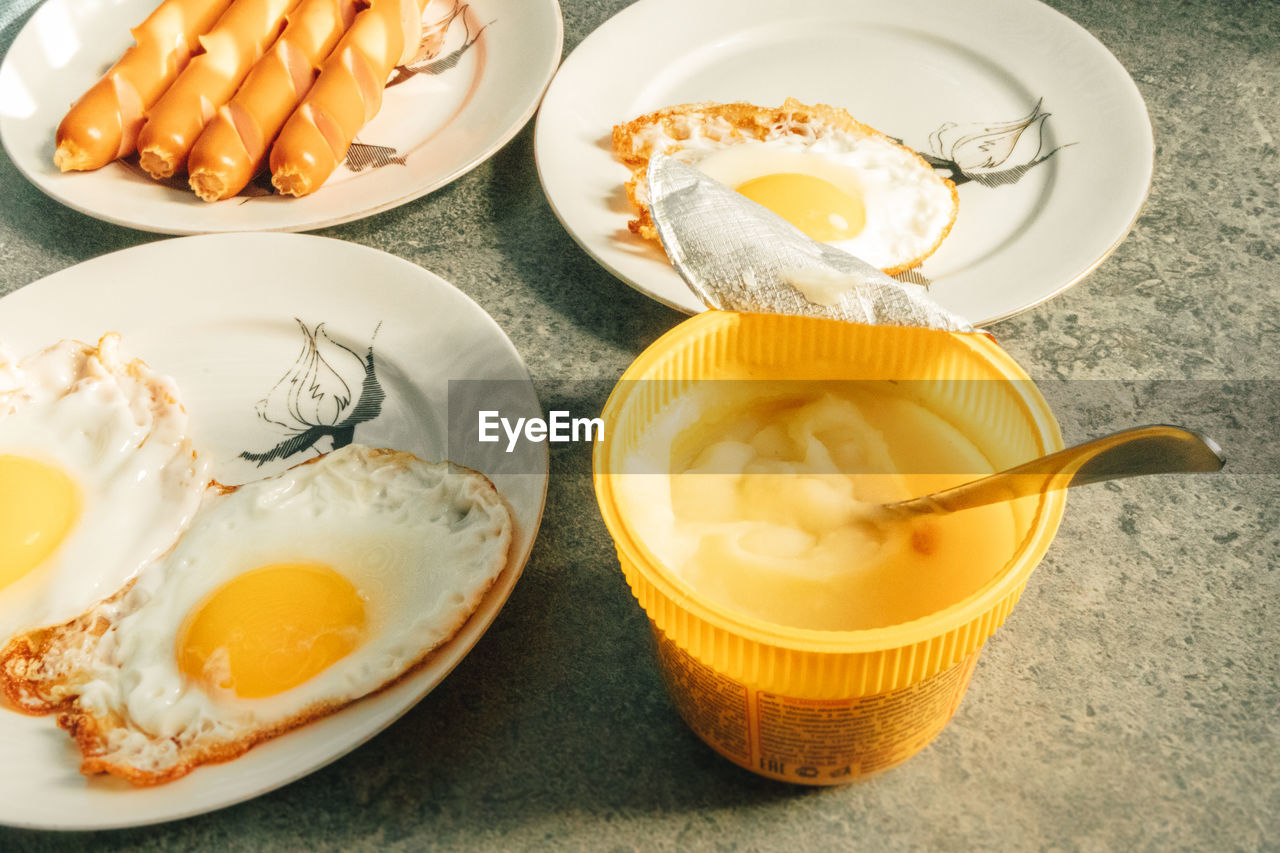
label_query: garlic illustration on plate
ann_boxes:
[344,1,491,172]
[918,99,1068,187]
[240,320,385,466]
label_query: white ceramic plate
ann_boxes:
[0,233,548,829]
[0,0,562,233]
[534,0,1153,325]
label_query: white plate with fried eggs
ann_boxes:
[0,233,548,829]
[534,0,1154,325]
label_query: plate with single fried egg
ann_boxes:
[0,0,562,233]
[0,233,548,829]
[534,0,1154,325]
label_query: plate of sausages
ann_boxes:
[0,0,562,233]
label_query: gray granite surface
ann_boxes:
[0,0,1277,850]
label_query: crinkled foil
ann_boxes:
[646,155,973,332]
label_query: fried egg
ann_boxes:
[0,445,511,785]
[0,335,207,647]
[613,99,958,274]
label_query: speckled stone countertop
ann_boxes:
[0,0,1276,850]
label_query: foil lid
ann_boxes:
[646,154,973,332]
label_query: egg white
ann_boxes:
[0,335,208,644]
[617,100,958,273]
[689,137,955,272]
[21,444,511,783]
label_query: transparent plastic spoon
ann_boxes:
[883,425,1225,516]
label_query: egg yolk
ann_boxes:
[0,455,80,591]
[734,173,867,242]
[178,562,367,699]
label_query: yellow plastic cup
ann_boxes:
[594,311,1066,784]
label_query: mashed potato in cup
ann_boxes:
[616,380,1025,631]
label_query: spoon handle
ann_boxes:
[885,425,1226,516]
